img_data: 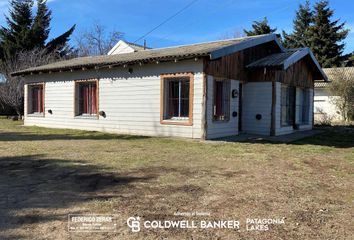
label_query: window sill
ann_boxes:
[74,115,99,120]
[27,113,45,118]
[212,118,230,123]
[161,119,192,126]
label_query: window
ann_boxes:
[295,88,310,125]
[75,81,98,116]
[213,79,230,121]
[28,84,44,115]
[281,85,295,126]
[282,85,310,126]
[161,73,193,125]
[301,89,310,124]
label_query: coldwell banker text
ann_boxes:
[127,217,240,233]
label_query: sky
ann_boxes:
[0,0,353,54]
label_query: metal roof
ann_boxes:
[12,35,272,76]
[246,47,327,81]
[246,50,297,68]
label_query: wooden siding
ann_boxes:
[204,41,281,80]
[248,56,315,89]
[24,60,204,139]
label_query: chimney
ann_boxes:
[144,40,147,50]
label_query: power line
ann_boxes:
[116,0,200,53]
[132,0,200,45]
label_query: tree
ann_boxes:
[0,0,76,60]
[75,22,124,56]
[0,48,60,116]
[282,0,313,48]
[307,0,349,67]
[244,17,277,36]
[0,0,76,116]
[328,68,354,121]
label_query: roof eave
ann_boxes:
[210,34,284,60]
[11,54,208,77]
[283,48,328,81]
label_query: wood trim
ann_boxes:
[27,82,45,117]
[201,71,208,140]
[160,72,194,126]
[74,79,99,118]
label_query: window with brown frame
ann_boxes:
[28,84,44,115]
[161,73,193,125]
[75,81,98,116]
[213,79,230,121]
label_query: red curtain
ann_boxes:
[79,83,97,115]
[32,86,43,113]
[90,84,97,114]
[215,81,223,116]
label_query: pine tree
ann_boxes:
[307,0,349,67]
[0,0,75,60]
[31,0,51,47]
[282,0,313,48]
[0,0,34,58]
[244,17,277,36]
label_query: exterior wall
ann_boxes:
[206,75,239,139]
[314,88,342,121]
[242,82,272,135]
[275,82,313,135]
[24,60,204,139]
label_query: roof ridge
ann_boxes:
[147,34,273,51]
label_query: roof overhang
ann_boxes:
[283,48,328,81]
[210,34,284,60]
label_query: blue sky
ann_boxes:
[0,0,353,53]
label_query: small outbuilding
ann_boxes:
[12,34,326,139]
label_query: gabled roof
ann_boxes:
[247,48,328,81]
[107,40,150,55]
[12,34,281,76]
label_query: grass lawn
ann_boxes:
[0,119,353,239]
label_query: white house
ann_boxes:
[12,34,326,139]
[314,67,354,122]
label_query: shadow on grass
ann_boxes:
[221,126,354,148]
[0,154,155,237]
[0,131,150,141]
[292,126,354,148]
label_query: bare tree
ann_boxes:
[328,68,354,121]
[218,28,245,40]
[75,22,124,56]
[0,48,60,116]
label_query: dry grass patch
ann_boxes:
[0,120,353,239]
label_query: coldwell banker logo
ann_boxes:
[127,217,141,232]
[126,216,240,233]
